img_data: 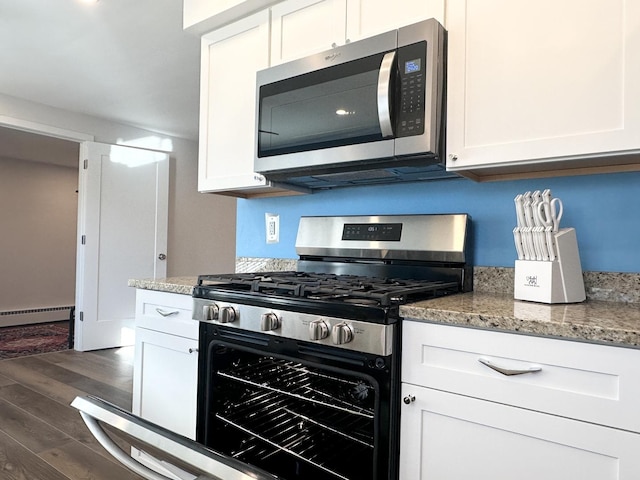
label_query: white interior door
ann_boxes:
[75,141,169,351]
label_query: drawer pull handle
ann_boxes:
[478,357,542,376]
[156,308,179,317]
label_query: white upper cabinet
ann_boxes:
[199,11,302,197]
[271,0,347,65]
[345,0,444,43]
[271,0,445,65]
[446,0,640,180]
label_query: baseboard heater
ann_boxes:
[0,306,74,328]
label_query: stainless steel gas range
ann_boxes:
[70,214,471,480]
[193,214,471,480]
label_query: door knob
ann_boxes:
[158,253,167,260]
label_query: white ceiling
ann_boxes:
[0,0,201,141]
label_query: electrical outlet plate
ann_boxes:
[265,213,279,244]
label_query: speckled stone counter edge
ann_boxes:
[401,292,640,349]
[127,277,196,295]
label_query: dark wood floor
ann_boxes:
[0,347,146,480]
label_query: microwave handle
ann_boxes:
[377,51,396,138]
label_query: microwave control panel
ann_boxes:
[397,41,427,137]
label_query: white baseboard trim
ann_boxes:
[0,306,72,328]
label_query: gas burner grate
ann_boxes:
[197,272,460,307]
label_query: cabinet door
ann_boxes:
[400,384,640,480]
[271,0,347,65]
[132,328,199,439]
[345,0,444,43]
[446,0,640,179]
[199,11,287,196]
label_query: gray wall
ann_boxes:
[0,157,78,315]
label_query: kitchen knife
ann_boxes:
[522,192,539,261]
[531,190,549,261]
[513,227,525,260]
[513,193,531,260]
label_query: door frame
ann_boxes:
[0,115,166,351]
[0,116,92,347]
[0,115,95,143]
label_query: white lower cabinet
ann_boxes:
[400,384,640,480]
[400,321,640,479]
[132,290,199,439]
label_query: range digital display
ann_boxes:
[404,58,421,74]
[342,223,403,241]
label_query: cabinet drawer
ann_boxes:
[135,290,198,339]
[402,321,640,433]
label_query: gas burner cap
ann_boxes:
[343,298,379,306]
[307,293,351,301]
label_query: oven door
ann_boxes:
[71,395,279,480]
[197,323,400,480]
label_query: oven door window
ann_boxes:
[201,343,381,480]
[257,51,394,158]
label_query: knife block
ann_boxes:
[514,228,586,304]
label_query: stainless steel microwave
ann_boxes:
[254,19,453,190]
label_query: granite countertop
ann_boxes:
[128,276,198,295]
[129,275,640,349]
[401,292,640,349]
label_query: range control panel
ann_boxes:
[342,223,403,241]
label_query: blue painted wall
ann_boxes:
[237,172,640,273]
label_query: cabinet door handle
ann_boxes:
[188,348,198,354]
[155,308,179,317]
[478,357,542,376]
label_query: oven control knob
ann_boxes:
[218,306,237,323]
[309,320,329,341]
[260,312,281,331]
[203,304,219,321]
[331,322,354,345]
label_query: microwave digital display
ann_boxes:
[404,58,421,74]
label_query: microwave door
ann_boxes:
[256,50,396,175]
[71,395,279,480]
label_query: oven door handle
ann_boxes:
[76,409,175,480]
[377,50,396,138]
[71,395,279,480]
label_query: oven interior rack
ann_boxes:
[214,358,376,480]
[217,406,372,480]
[217,357,375,418]
[222,390,374,448]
